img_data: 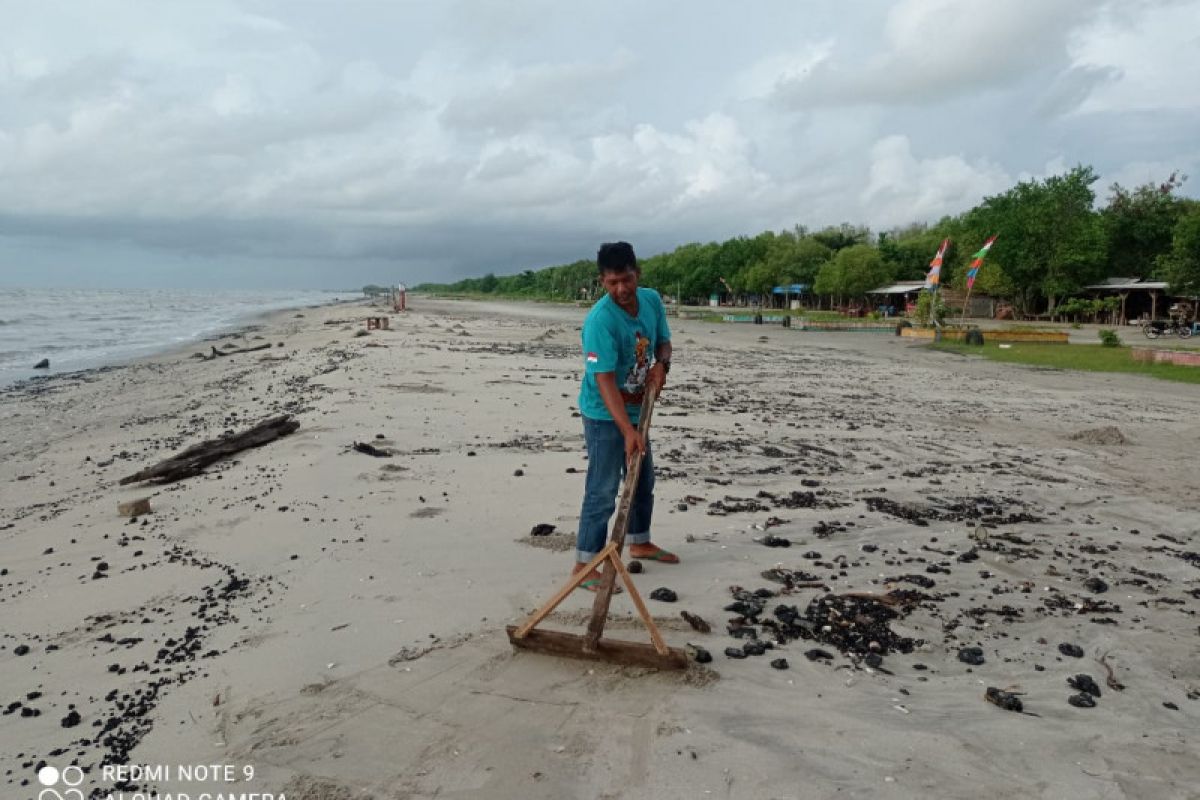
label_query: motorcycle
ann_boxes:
[1143,318,1194,339]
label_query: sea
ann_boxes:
[0,288,349,387]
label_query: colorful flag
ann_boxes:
[924,238,950,289]
[965,235,998,290]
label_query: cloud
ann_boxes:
[861,135,1011,227]
[1068,0,1200,113]
[772,0,1097,108]
[439,52,635,134]
[0,0,1198,287]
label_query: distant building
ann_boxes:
[866,281,925,315]
[1084,277,1172,324]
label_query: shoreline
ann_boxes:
[0,294,363,394]
[1,295,1197,799]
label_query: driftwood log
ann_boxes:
[199,343,273,360]
[119,414,300,485]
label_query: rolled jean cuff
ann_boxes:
[627,531,650,545]
[576,549,600,564]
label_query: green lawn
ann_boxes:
[930,342,1200,384]
[698,309,874,322]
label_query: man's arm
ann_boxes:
[595,372,645,461]
[647,339,671,393]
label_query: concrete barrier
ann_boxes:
[716,314,895,332]
[1130,347,1200,367]
[901,328,1069,343]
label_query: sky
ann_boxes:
[1,0,1198,289]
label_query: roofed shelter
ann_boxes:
[770,283,809,309]
[867,281,925,315]
[1084,278,1172,325]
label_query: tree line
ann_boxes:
[414,166,1200,316]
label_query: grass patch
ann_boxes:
[698,309,883,324]
[931,342,1200,384]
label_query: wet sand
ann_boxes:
[1,296,1198,800]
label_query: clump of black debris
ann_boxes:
[724,585,933,667]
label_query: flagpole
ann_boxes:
[960,235,997,332]
[925,238,949,337]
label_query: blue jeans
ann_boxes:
[576,416,654,563]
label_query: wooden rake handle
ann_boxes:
[583,384,659,650]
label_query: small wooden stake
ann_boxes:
[118,497,152,517]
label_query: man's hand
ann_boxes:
[647,362,667,394]
[623,428,646,465]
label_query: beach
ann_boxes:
[2,296,1198,800]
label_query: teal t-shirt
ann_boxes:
[578,287,671,424]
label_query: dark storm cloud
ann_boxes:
[0,0,1197,287]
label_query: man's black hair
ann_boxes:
[597,241,638,275]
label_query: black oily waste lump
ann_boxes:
[886,574,936,589]
[764,591,925,664]
[724,647,748,660]
[805,648,834,662]
[691,647,712,664]
[864,496,930,526]
[1068,674,1101,697]
[1083,577,1109,594]
[1068,692,1097,708]
[1058,643,1085,658]
[958,646,986,666]
[985,687,1024,713]
[649,588,677,602]
[725,599,765,618]
[770,658,789,670]
[761,567,821,588]
[741,641,771,656]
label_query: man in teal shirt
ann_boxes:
[574,242,678,590]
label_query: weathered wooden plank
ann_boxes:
[119,414,299,485]
[505,626,688,671]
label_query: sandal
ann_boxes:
[579,577,623,593]
[629,546,679,564]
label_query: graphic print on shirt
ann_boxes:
[620,331,650,404]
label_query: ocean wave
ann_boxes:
[0,288,344,378]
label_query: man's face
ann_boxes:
[601,268,639,307]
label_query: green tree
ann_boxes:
[812,258,842,299]
[767,233,832,286]
[833,244,893,297]
[961,165,1106,314]
[811,223,871,252]
[664,242,716,302]
[1157,202,1200,316]
[1102,173,1188,278]
[879,228,952,282]
[740,260,782,298]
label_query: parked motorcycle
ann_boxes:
[1143,319,1194,339]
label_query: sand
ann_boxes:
[1,296,1198,800]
